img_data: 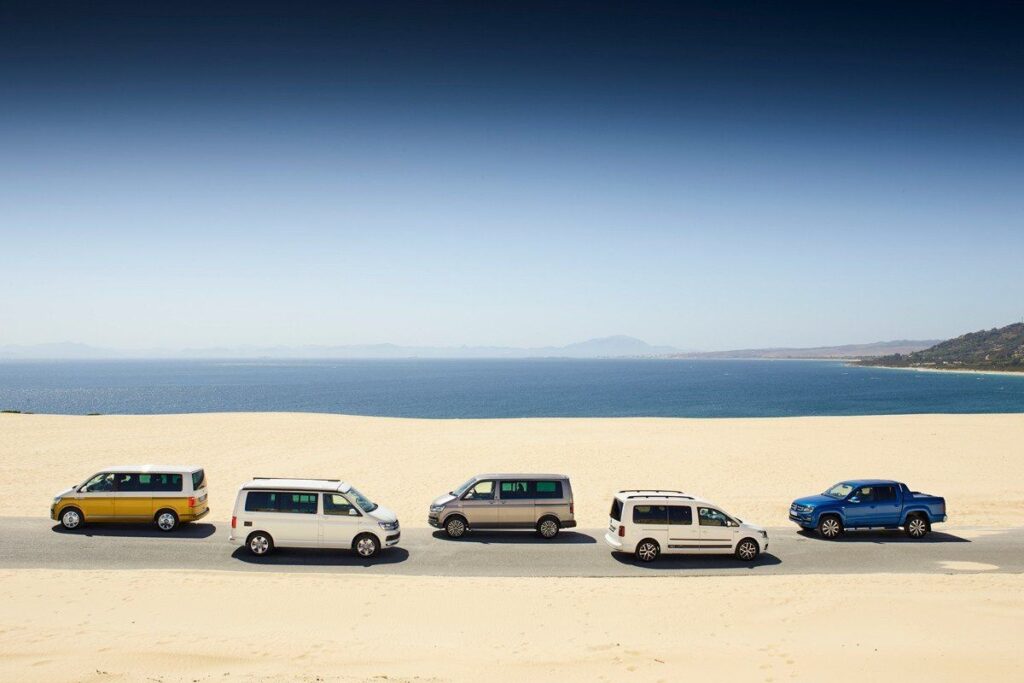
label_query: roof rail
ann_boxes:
[626,494,694,501]
[618,489,684,494]
[252,477,341,482]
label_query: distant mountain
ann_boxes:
[0,336,679,360]
[857,323,1024,372]
[669,339,940,360]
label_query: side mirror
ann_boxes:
[348,508,358,516]
[849,496,860,504]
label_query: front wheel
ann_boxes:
[60,507,83,531]
[635,539,660,563]
[444,516,468,538]
[735,538,760,561]
[354,533,380,558]
[905,515,930,539]
[817,515,844,540]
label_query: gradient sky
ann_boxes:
[2,1,1022,351]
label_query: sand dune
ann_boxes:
[0,569,1021,682]
[2,412,1022,528]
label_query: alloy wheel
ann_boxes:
[356,536,378,557]
[908,518,927,538]
[539,520,559,538]
[738,540,758,560]
[61,510,81,529]
[250,535,270,555]
[157,512,176,531]
[637,542,659,562]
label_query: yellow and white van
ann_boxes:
[51,465,209,532]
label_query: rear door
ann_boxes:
[497,480,534,527]
[667,504,699,552]
[531,480,568,524]
[112,473,153,519]
[320,493,362,548]
[631,504,669,548]
[873,485,901,525]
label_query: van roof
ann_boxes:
[615,490,717,506]
[240,478,352,493]
[103,464,203,473]
[473,473,569,480]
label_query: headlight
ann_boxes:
[378,521,399,531]
[429,504,446,513]
[53,496,62,503]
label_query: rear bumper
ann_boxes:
[184,507,210,522]
[561,520,577,528]
[603,531,624,550]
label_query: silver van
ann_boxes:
[428,473,575,539]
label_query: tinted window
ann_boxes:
[464,481,494,500]
[855,487,876,502]
[324,494,358,516]
[633,505,668,525]
[83,473,115,493]
[115,473,142,491]
[192,470,206,491]
[145,474,183,492]
[500,480,531,500]
[876,485,897,502]
[668,505,693,525]
[531,481,563,499]
[609,499,623,522]
[244,491,317,514]
[245,491,279,512]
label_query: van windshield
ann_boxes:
[348,486,378,513]
[452,477,477,497]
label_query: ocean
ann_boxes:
[1,358,1022,418]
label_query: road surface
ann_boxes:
[1,517,1021,576]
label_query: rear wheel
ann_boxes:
[736,538,760,561]
[905,514,930,539]
[155,509,178,532]
[247,531,273,556]
[354,533,380,558]
[537,517,560,539]
[817,515,843,540]
[635,539,660,563]
[60,507,83,531]
[444,516,468,538]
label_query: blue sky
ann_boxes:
[1,1,1022,350]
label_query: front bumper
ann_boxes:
[789,510,814,528]
[385,531,401,546]
[428,512,442,528]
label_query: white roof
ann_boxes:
[240,478,352,493]
[615,490,716,506]
[102,464,203,473]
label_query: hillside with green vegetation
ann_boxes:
[858,322,1024,372]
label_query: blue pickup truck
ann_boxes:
[789,479,946,539]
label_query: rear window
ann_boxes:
[115,473,182,492]
[669,505,693,525]
[245,491,318,514]
[633,505,668,525]
[531,480,563,499]
[609,499,623,522]
[192,469,207,491]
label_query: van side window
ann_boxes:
[531,481,563,499]
[464,481,494,500]
[280,493,318,514]
[141,474,183,492]
[245,491,279,512]
[500,481,531,500]
[324,494,360,516]
[115,473,141,491]
[668,505,692,525]
[83,473,115,493]
[633,505,668,525]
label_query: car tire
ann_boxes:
[353,533,380,558]
[246,531,274,556]
[635,539,660,563]
[904,514,930,539]
[444,515,468,538]
[537,517,560,539]
[735,538,760,562]
[59,507,84,531]
[817,515,844,540]
[155,509,179,532]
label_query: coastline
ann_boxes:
[851,362,1024,378]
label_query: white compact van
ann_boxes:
[603,490,768,562]
[229,478,400,558]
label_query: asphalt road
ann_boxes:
[2,517,1021,577]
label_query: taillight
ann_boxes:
[570,501,574,515]
[618,525,625,537]
[231,516,237,529]
[188,496,196,508]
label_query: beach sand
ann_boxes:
[2,412,1023,681]
[2,412,1022,528]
